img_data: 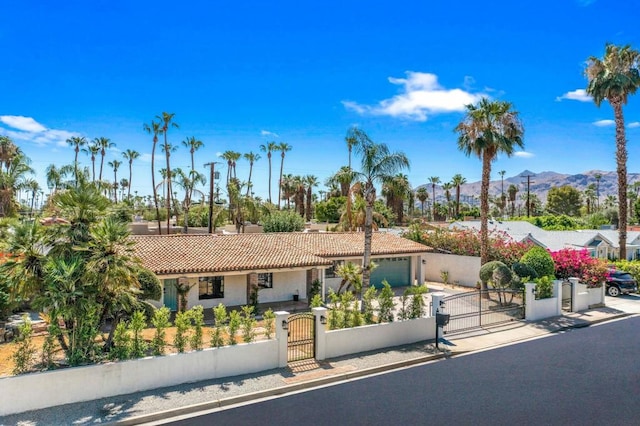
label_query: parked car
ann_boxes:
[606,270,638,297]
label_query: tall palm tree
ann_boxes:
[498,170,506,217]
[94,137,114,182]
[276,142,292,209]
[345,127,358,168]
[442,182,453,220]
[427,176,440,220]
[455,98,524,265]
[451,173,467,218]
[143,120,163,234]
[383,174,410,223]
[352,128,409,305]
[82,141,101,182]
[243,152,261,196]
[182,136,204,172]
[259,141,278,204]
[157,112,179,233]
[305,175,318,221]
[45,164,62,195]
[66,136,87,183]
[586,44,640,260]
[416,187,429,217]
[0,149,33,217]
[108,160,122,203]
[594,173,602,211]
[122,149,140,201]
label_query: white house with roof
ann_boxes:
[131,232,430,311]
[450,220,640,260]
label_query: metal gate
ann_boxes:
[562,280,573,312]
[440,289,525,335]
[286,312,316,362]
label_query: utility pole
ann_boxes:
[205,162,219,233]
[521,174,535,217]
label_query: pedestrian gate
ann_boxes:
[440,289,525,335]
[562,280,573,312]
[286,312,316,362]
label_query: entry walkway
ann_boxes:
[2,304,634,425]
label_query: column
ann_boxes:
[275,311,289,368]
[313,307,327,360]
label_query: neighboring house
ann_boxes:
[450,220,640,260]
[131,232,429,311]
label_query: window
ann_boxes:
[258,273,273,288]
[325,261,343,278]
[199,276,224,299]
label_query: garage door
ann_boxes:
[371,257,410,288]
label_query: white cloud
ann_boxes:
[514,151,534,158]
[0,115,47,132]
[0,115,81,147]
[342,71,487,121]
[593,119,615,127]
[261,130,279,138]
[556,89,592,102]
[139,153,152,163]
[628,122,640,128]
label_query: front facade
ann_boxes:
[131,232,429,311]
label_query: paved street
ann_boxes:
[164,316,640,426]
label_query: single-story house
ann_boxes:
[131,232,430,311]
[450,220,640,260]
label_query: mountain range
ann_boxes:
[421,170,640,206]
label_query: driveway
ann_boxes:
[605,292,640,314]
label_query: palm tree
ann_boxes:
[498,170,506,217]
[345,127,358,168]
[94,137,114,182]
[594,173,602,211]
[383,174,410,223]
[352,128,409,306]
[305,175,318,221]
[143,120,163,234]
[455,98,524,265]
[276,142,292,209]
[157,112,179,233]
[243,152,261,196]
[0,149,33,217]
[182,136,204,172]
[427,176,440,220]
[174,168,205,233]
[586,43,640,260]
[585,184,596,215]
[259,141,278,204]
[121,149,140,201]
[66,136,87,183]
[45,164,62,195]
[82,141,101,182]
[415,187,429,217]
[108,160,122,203]
[442,182,453,219]
[451,173,467,218]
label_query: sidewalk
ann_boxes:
[2,306,632,426]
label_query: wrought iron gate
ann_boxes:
[286,312,316,362]
[440,289,525,335]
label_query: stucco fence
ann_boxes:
[0,310,437,416]
[423,253,480,287]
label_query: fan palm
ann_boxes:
[243,151,261,196]
[455,98,524,265]
[259,141,278,204]
[451,174,467,218]
[157,112,179,233]
[415,187,428,217]
[94,137,114,182]
[108,160,122,203]
[276,142,292,209]
[143,120,163,234]
[122,149,140,201]
[66,136,87,183]
[586,43,640,260]
[427,176,440,220]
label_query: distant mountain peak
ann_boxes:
[517,169,536,176]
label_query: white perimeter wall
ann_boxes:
[0,340,279,416]
[423,253,480,287]
[321,317,436,359]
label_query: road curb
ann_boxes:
[109,352,451,425]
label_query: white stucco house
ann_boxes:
[131,232,430,311]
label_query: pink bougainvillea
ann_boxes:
[550,248,609,288]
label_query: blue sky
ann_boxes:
[1,0,639,202]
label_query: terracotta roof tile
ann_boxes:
[131,232,429,275]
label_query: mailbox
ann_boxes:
[436,312,450,327]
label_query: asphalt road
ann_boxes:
[164,316,640,426]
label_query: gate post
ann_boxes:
[313,307,327,360]
[554,280,562,316]
[525,283,535,320]
[275,311,289,368]
[431,292,445,317]
[569,277,579,312]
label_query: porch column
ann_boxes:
[247,273,258,305]
[275,311,289,368]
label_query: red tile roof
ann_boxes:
[131,232,429,275]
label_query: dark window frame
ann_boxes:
[325,261,343,278]
[257,272,273,288]
[199,276,224,299]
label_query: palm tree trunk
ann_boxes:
[165,145,172,234]
[128,162,133,200]
[278,154,285,209]
[613,99,628,260]
[361,182,375,312]
[91,157,96,182]
[267,153,272,204]
[246,163,253,197]
[480,152,492,266]
[151,141,162,235]
[99,151,105,182]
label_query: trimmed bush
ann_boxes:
[479,261,508,285]
[520,246,555,279]
[512,262,538,281]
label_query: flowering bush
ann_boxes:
[550,249,608,288]
[409,228,533,266]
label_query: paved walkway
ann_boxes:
[2,296,636,426]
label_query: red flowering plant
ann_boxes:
[550,248,609,288]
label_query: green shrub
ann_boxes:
[110,321,131,361]
[151,307,171,356]
[137,268,162,301]
[512,262,538,282]
[362,285,377,324]
[409,285,428,319]
[262,308,275,339]
[227,310,241,345]
[240,305,256,343]
[189,306,204,351]
[377,281,395,323]
[534,275,554,299]
[174,311,191,353]
[210,303,228,348]
[490,264,513,289]
[479,261,508,285]
[129,310,148,358]
[309,293,323,308]
[262,210,305,232]
[12,315,36,374]
[521,246,555,279]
